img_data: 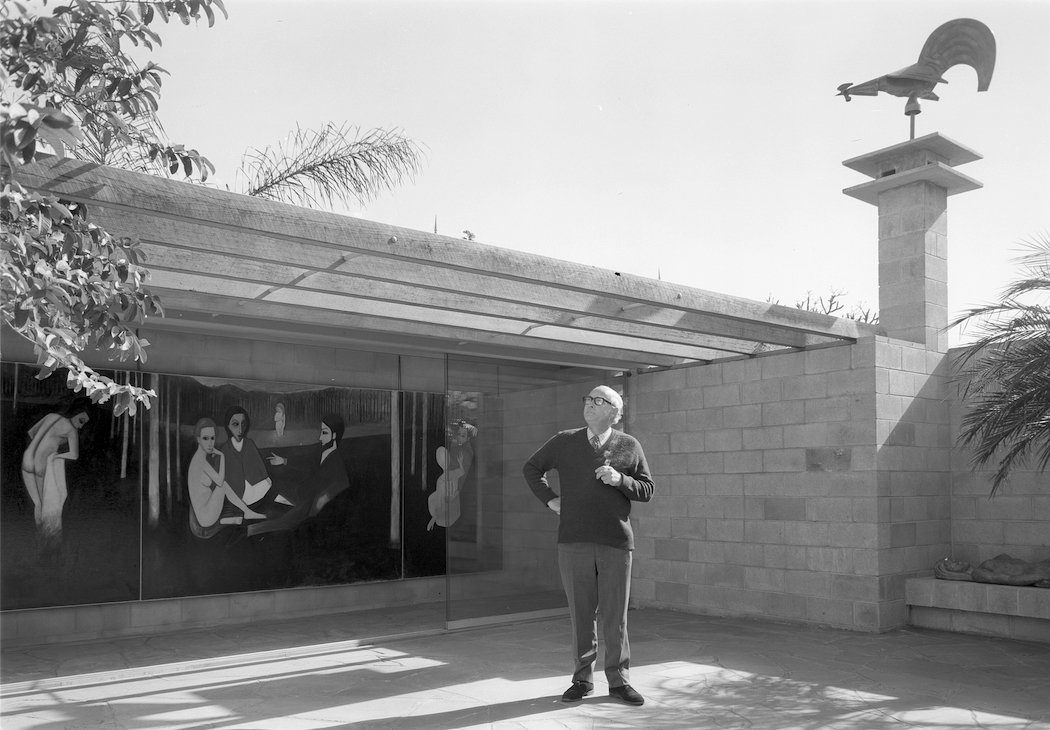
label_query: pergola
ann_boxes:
[16,158,882,372]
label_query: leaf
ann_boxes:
[63,21,91,58]
[21,138,36,164]
[74,67,95,95]
[140,91,158,112]
[212,0,229,21]
[11,124,29,150]
[13,307,31,329]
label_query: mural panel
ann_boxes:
[1,365,471,610]
[1,363,142,610]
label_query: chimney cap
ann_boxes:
[843,132,981,179]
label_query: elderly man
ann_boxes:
[523,385,654,706]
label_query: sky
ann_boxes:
[145,0,1050,345]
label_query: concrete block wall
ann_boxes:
[947,348,1050,566]
[629,336,952,631]
[872,336,953,625]
[1,577,447,648]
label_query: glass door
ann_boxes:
[442,359,619,629]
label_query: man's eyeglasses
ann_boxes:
[583,396,614,407]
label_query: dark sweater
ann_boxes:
[523,427,654,550]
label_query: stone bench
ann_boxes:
[905,577,1050,644]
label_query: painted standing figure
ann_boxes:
[274,402,286,439]
[428,420,477,531]
[20,401,91,547]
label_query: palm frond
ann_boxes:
[951,233,1050,495]
[241,123,425,210]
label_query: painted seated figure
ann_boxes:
[220,406,278,508]
[248,413,350,536]
[188,418,266,539]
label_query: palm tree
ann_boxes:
[951,234,1050,495]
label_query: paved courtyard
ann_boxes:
[2,606,1049,729]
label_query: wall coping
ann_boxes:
[905,577,1050,620]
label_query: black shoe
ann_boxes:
[561,681,593,702]
[609,684,644,706]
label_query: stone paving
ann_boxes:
[2,606,1049,729]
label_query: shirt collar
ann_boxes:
[320,442,338,463]
[587,427,613,447]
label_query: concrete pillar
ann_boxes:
[843,133,983,352]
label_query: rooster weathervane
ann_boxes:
[837,18,996,139]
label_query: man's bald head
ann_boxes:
[586,385,624,426]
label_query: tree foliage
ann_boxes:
[2,0,219,177]
[767,289,879,324]
[951,234,1050,495]
[3,1,424,415]
[1,183,162,415]
[1,0,226,415]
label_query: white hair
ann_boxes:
[592,386,624,424]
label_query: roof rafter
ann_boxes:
[95,206,847,352]
[12,157,883,372]
[152,289,695,370]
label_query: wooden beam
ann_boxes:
[150,289,697,369]
[149,313,645,372]
[139,244,777,356]
[149,270,726,360]
[100,206,835,351]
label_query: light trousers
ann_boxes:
[557,542,632,688]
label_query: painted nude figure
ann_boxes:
[274,402,286,439]
[188,418,266,536]
[21,403,90,545]
[427,420,477,531]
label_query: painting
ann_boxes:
[140,374,448,599]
